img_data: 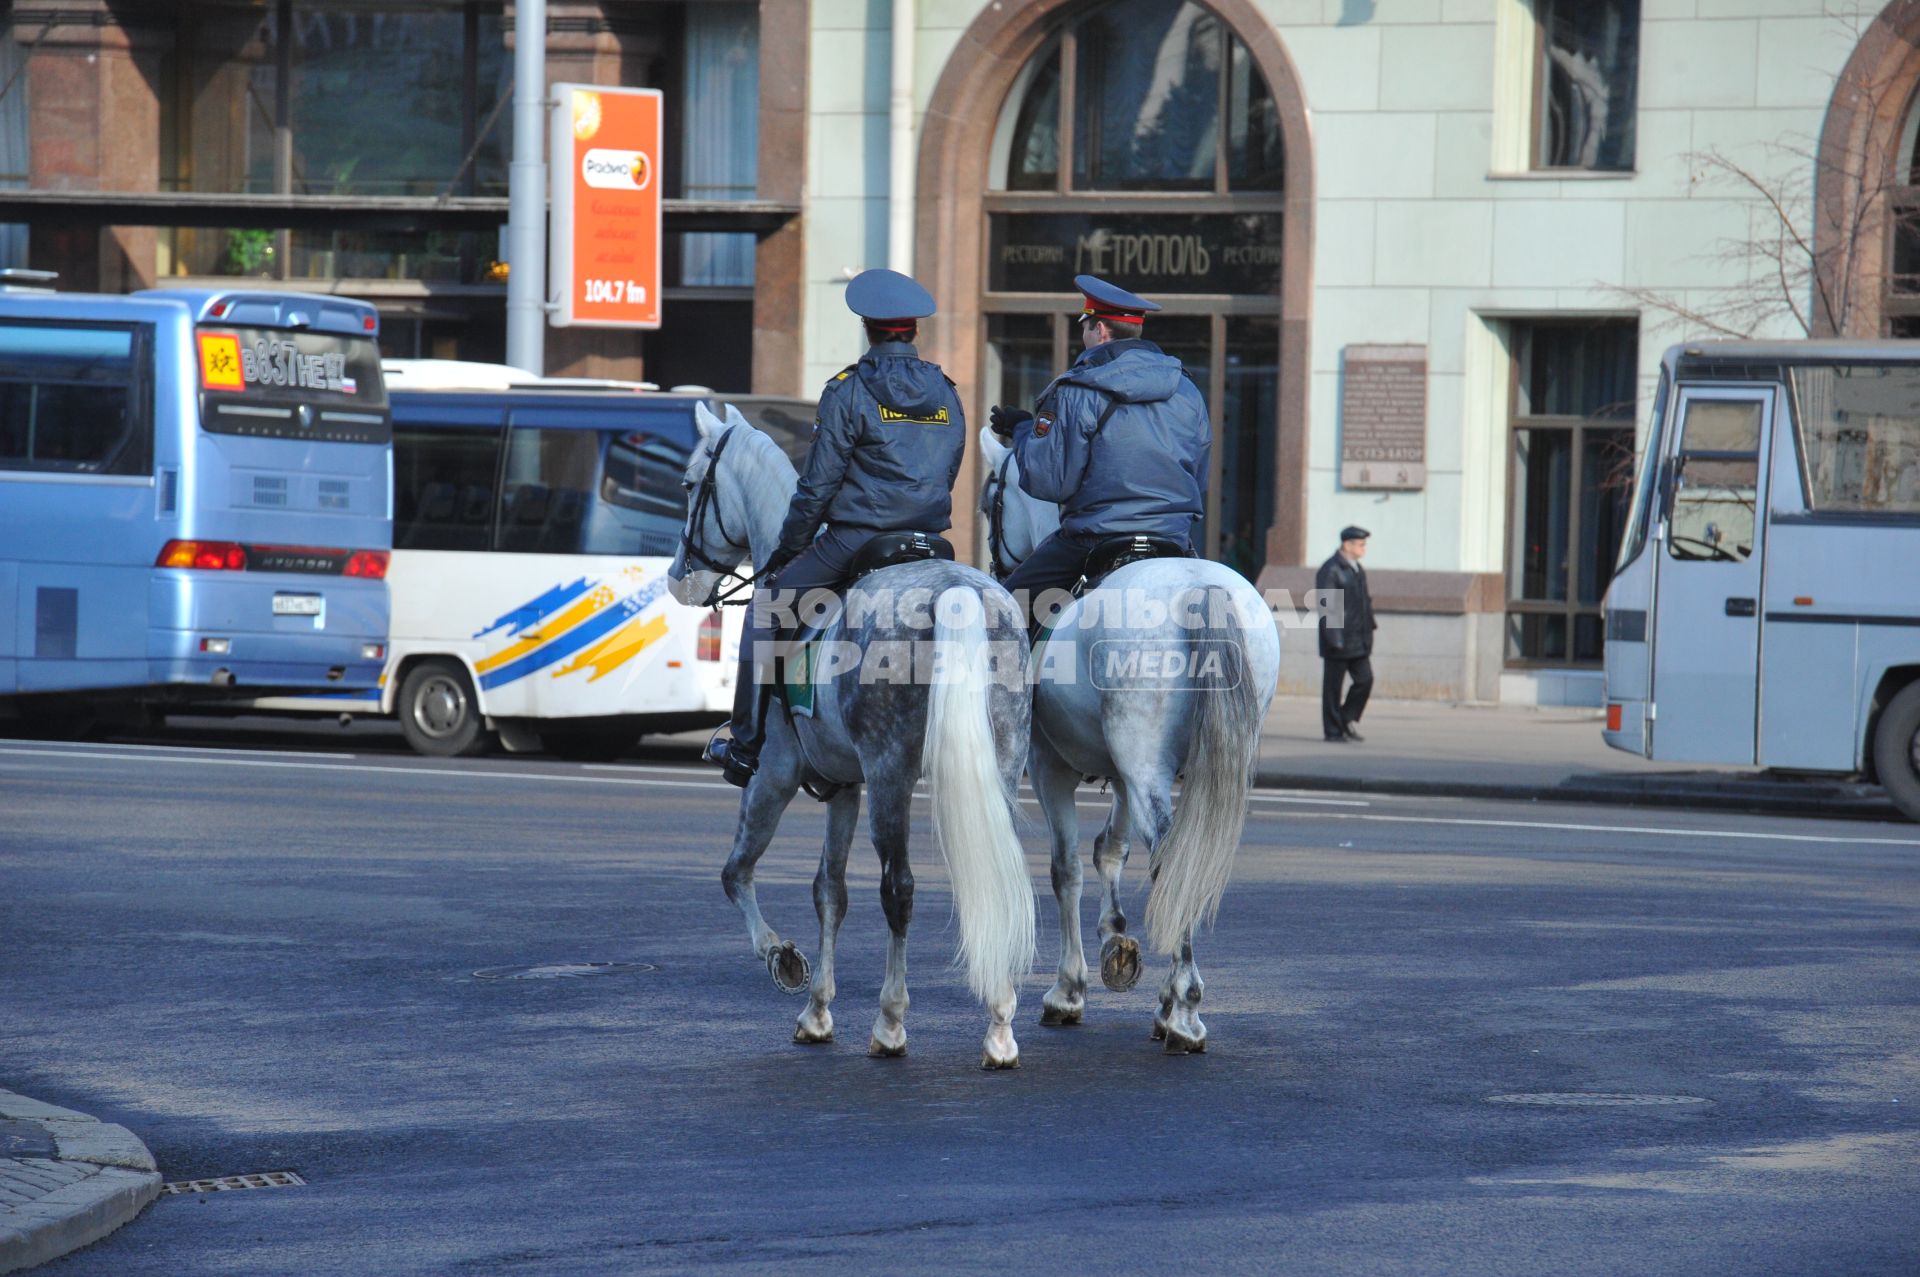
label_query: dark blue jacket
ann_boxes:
[1012,338,1210,543]
[778,342,967,556]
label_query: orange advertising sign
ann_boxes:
[197,332,245,391]
[550,84,663,330]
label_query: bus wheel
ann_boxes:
[1872,682,1920,823]
[398,659,488,758]
[539,725,639,763]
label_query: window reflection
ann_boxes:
[1538,0,1639,172]
[1073,0,1222,191]
[1006,44,1062,192]
[1222,319,1279,579]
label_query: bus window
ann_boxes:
[1789,364,1920,515]
[1667,398,1761,563]
[497,427,599,555]
[394,425,502,552]
[0,320,150,476]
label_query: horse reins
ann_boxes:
[985,450,1014,580]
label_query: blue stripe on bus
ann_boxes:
[472,577,593,640]
[478,577,672,690]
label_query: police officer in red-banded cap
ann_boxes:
[988,274,1211,608]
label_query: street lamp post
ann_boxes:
[506,0,546,375]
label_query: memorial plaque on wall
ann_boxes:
[1340,344,1426,490]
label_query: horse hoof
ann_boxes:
[1100,936,1142,992]
[793,1025,833,1045]
[981,1050,1021,1071]
[868,1035,907,1058]
[767,942,811,995]
[1038,1002,1082,1027]
[1163,1029,1207,1055]
[1149,1020,1167,1041]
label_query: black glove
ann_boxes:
[988,405,1032,440]
[763,547,797,580]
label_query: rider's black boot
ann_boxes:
[704,678,773,789]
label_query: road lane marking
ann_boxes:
[585,762,1374,808]
[24,739,353,761]
[6,745,1914,846]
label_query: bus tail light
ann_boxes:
[199,637,231,654]
[157,539,247,570]
[1607,703,1623,733]
[343,550,390,579]
[697,609,723,662]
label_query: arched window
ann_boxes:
[982,0,1286,577]
[1886,90,1920,333]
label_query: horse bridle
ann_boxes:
[679,428,759,606]
[984,450,1014,580]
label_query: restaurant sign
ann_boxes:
[988,212,1283,296]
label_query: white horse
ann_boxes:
[669,405,1037,1068]
[978,426,1281,1051]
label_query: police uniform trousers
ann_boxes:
[999,529,1099,624]
[731,526,869,750]
[1322,654,1373,740]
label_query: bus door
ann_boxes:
[1648,385,1772,763]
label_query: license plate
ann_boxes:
[273,593,323,616]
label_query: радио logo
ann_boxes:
[582,148,652,191]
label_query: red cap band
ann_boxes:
[866,318,918,332]
[1081,296,1147,323]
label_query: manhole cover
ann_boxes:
[472,962,654,980]
[161,1170,305,1195]
[1488,1092,1712,1107]
[0,1118,56,1158]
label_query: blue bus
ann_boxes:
[1603,340,1920,821]
[0,286,391,733]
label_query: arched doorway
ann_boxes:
[1815,1,1920,336]
[916,0,1311,575]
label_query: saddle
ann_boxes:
[1071,533,1193,597]
[781,531,954,717]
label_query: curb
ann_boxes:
[0,1089,160,1275]
[1251,766,1903,821]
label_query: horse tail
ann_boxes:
[1144,588,1263,956]
[923,586,1036,1004]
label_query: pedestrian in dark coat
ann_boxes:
[1318,526,1376,742]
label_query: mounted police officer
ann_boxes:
[988,275,1210,614]
[704,268,967,787]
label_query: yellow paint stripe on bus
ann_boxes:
[473,584,616,675]
[556,613,670,683]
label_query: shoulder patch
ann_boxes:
[1033,411,1053,438]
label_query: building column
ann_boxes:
[22,1,168,291]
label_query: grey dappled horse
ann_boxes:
[978,426,1281,1052]
[668,404,1037,1068]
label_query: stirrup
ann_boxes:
[704,728,759,788]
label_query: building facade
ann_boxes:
[11,0,1920,703]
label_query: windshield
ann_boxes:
[196,325,389,443]
[1614,366,1668,573]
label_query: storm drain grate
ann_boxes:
[472,962,654,980]
[161,1171,305,1195]
[1488,1093,1712,1107]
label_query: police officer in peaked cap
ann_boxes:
[705,268,967,786]
[989,274,1212,612]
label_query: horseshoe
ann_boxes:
[767,941,812,995]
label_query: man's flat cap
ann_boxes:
[1340,525,1371,542]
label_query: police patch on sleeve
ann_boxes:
[877,405,951,425]
[1033,412,1053,437]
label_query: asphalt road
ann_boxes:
[2,729,1917,1275]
